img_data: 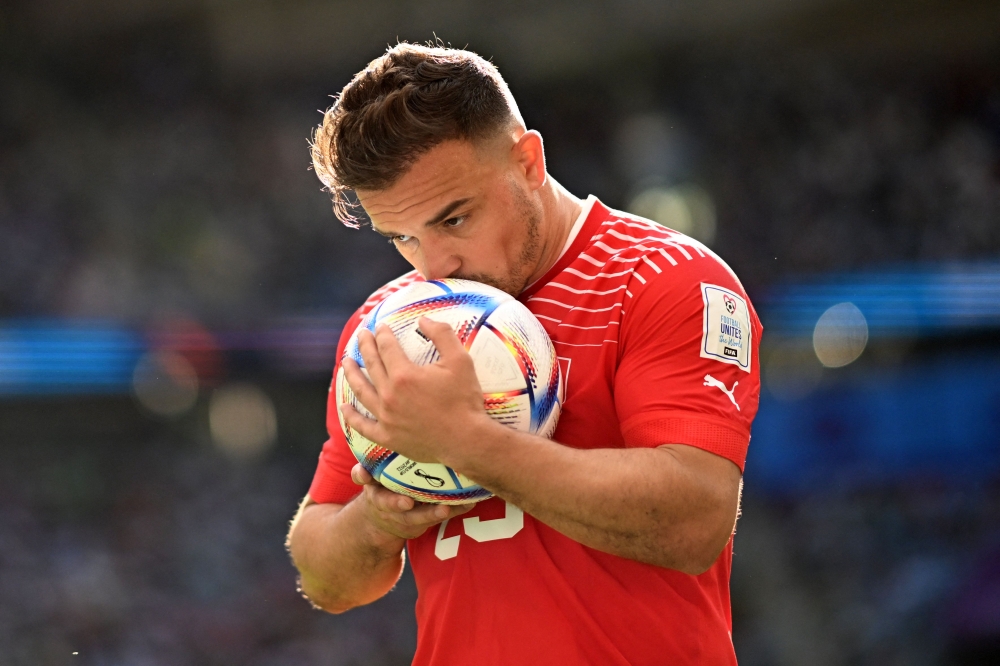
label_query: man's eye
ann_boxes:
[443,216,466,228]
[391,235,414,245]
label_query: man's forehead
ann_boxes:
[359,140,496,225]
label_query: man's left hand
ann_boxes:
[340,316,491,466]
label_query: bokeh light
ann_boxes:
[132,350,199,417]
[813,302,869,368]
[208,382,278,459]
[613,113,687,185]
[627,184,717,244]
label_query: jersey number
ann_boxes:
[434,502,524,560]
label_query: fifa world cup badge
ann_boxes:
[699,283,752,372]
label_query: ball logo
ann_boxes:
[415,469,446,488]
[724,294,736,315]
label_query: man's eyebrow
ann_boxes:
[423,198,472,227]
[371,198,473,238]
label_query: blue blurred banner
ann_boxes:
[761,262,1000,337]
[0,321,144,395]
[0,314,350,395]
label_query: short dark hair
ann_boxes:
[311,43,518,226]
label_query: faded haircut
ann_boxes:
[311,42,521,226]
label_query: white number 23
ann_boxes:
[434,502,524,560]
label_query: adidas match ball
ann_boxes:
[336,278,563,504]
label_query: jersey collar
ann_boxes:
[519,195,605,301]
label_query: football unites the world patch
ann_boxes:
[699,283,752,372]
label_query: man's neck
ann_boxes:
[524,177,583,289]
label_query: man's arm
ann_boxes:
[453,426,742,574]
[287,469,474,613]
[341,318,743,575]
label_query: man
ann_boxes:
[287,42,762,665]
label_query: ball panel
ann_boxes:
[381,458,459,491]
[536,400,562,440]
[379,294,504,365]
[485,301,548,388]
[484,390,532,431]
[378,280,451,313]
[483,300,562,431]
[335,365,392,475]
[532,354,562,433]
[469,326,528,392]
[380,475,490,505]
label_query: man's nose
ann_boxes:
[420,247,461,281]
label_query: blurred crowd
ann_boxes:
[1,39,998,324]
[0,34,408,324]
[686,62,1000,287]
[0,392,419,666]
[734,481,1000,666]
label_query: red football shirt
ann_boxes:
[309,196,762,665]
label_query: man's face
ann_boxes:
[356,138,544,296]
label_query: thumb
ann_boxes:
[351,463,376,486]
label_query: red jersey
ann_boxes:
[309,196,762,665]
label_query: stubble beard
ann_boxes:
[458,186,542,297]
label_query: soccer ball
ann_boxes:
[336,278,562,504]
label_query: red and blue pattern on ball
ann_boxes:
[481,319,560,433]
[343,281,507,481]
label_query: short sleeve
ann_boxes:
[614,253,762,472]
[307,310,367,505]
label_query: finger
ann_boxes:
[355,329,389,388]
[373,324,414,374]
[377,500,463,528]
[351,463,375,486]
[366,483,415,512]
[364,481,474,522]
[340,403,386,445]
[399,501,475,526]
[417,317,468,362]
[342,358,381,417]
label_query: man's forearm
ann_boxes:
[448,421,742,574]
[287,497,406,613]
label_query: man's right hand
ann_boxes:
[352,463,476,540]
[287,464,477,613]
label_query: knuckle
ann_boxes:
[393,371,412,389]
[403,510,429,527]
[367,487,390,509]
[376,430,394,449]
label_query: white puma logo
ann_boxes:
[703,374,740,411]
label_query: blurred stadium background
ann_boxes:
[2,0,999,664]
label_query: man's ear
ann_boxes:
[512,130,546,191]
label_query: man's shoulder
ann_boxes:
[594,207,711,265]
[571,204,742,292]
